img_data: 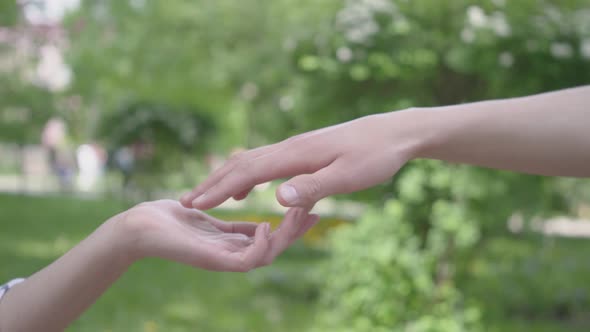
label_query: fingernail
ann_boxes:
[280,185,299,205]
[264,223,271,239]
[191,193,206,207]
[180,192,192,203]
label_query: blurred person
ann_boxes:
[76,143,107,192]
[0,200,318,332]
[41,118,66,163]
[41,117,75,191]
[113,146,135,190]
[180,85,590,210]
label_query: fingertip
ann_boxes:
[301,214,320,232]
[287,207,305,223]
[288,208,307,234]
[249,222,270,266]
[191,200,201,209]
[290,213,320,242]
[254,222,263,237]
[179,192,194,207]
[255,222,271,243]
[281,206,297,221]
[233,193,247,201]
[264,222,271,240]
[233,188,253,201]
[191,194,209,210]
[308,214,320,224]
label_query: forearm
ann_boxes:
[0,214,133,332]
[408,85,590,177]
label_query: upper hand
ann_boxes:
[180,111,422,210]
[119,200,318,272]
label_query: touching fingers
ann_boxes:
[185,139,338,210]
[179,143,286,207]
[189,149,313,210]
[179,164,233,207]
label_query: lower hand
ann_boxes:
[118,200,318,272]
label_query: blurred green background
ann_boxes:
[1,0,590,331]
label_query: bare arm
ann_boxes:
[0,201,316,332]
[419,85,590,177]
[181,85,590,210]
[0,217,131,332]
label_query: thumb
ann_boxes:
[276,165,345,207]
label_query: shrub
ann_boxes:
[313,199,481,332]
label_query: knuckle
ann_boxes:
[218,187,238,202]
[228,151,248,164]
[234,158,252,172]
[304,176,323,200]
[284,134,303,144]
[232,163,261,189]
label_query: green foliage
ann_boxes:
[64,0,339,149]
[315,158,567,331]
[289,0,590,121]
[0,83,56,144]
[314,200,481,332]
[0,1,18,27]
[0,2,57,145]
[97,101,216,192]
[100,102,214,151]
[394,160,566,236]
[458,235,590,322]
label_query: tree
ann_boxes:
[0,1,18,27]
[0,2,60,145]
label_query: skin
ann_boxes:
[180,85,590,210]
[0,200,317,332]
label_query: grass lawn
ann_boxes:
[2,193,590,332]
[0,193,323,332]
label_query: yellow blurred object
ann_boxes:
[143,320,158,332]
[212,211,351,246]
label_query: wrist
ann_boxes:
[101,211,142,266]
[110,203,167,262]
[379,107,446,160]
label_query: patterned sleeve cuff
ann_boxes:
[0,278,26,301]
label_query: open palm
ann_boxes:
[123,200,318,272]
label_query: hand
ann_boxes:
[180,111,424,209]
[120,200,318,272]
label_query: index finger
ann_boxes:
[179,143,283,207]
[182,141,335,210]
